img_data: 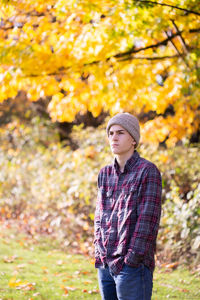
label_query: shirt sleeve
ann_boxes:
[94,173,101,262]
[124,164,162,267]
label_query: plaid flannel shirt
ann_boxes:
[94,151,162,275]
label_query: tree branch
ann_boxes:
[118,54,181,62]
[190,27,200,33]
[164,29,190,68]
[171,20,188,54]
[134,0,200,16]
[164,30,182,56]
[113,32,181,59]
[112,27,200,61]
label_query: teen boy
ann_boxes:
[94,113,162,300]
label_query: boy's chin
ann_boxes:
[112,149,121,155]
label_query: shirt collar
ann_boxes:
[113,151,140,174]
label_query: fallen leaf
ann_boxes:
[9,277,36,290]
[90,259,95,265]
[162,262,179,270]
[4,255,18,263]
[65,286,77,291]
[33,293,40,297]
[72,259,80,263]
[18,283,35,291]
[3,239,10,245]
[42,277,48,282]
[82,271,89,275]
[181,289,189,293]
[16,264,26,269]
[83,280,92,284]
[88,289,99,294]
[61,285,77,292]
[28,260,36,264]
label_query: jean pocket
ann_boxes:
[122,263,143,274]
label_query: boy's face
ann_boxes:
[108,124,136,156]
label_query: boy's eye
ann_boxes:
[109,131,124,136]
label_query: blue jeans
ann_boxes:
[98,264,153,300]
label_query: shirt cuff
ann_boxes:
[95,257,102,268]
[124,251,144,267]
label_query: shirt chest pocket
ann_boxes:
[122,184,138,200]
[98,186,114,210]
[98,187,114,228]
[118,185,138,216]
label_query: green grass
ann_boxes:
[0,228,199,300]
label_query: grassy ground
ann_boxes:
[0,227,199,300]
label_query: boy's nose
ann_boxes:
[112,133,118,140]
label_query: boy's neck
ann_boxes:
[115,150,135,173]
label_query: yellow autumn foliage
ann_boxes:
[0,0,200,145]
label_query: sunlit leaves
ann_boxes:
[0,0,200,145]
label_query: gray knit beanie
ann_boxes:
[106,112,140,147]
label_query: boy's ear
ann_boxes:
[132,139,136,145]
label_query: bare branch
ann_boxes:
[112,27,200,61]
[118,54,181,62]
[134,0,200,16]
[164,29,190,68]
[113,32,181,59]
[190,27,200,33]
[164,30,182,56]
[171,20,189,54]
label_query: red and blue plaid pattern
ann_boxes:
[94,151,162,275]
